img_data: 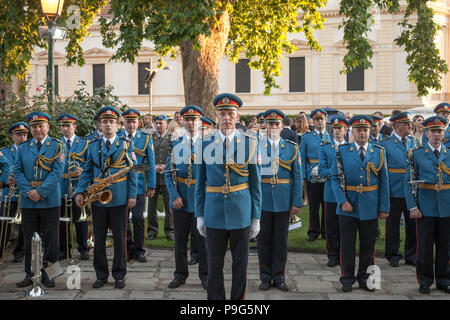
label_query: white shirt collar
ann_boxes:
[219,129,237,143]
[185,132,200,144]
[103,135,116,144]
[268,137,280,146]
[355,141,369,151]
[393,131,404,142]
[35,135,48,145]
[427,142,441,153]
[125,131,136,139]
[334,139,345,146]
[314,129,325,136]
[64,135,75,144]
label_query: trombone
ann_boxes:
[0,181,18,264]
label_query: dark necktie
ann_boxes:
[401,137,406,146]
[434,149,440,159]
[272,142,278,155]
[67,139,71,151]
[224,137,230,152]
[359,147,365,162]
[319,132,323,139]
[106,140,111,151]
[128,134,133,141]
[36,141,42,152]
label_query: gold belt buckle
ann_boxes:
[434,183,442,192]
[223,184,230,194]
[270,177,277,185]
[186,177,192,186]
[356,185,363,193]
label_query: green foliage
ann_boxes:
[0,81,128,147]
[339,0,448,96]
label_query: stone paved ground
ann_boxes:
[0,248,448,300]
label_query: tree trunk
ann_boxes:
[180,11,231,120]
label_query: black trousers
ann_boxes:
[415,216,450,288]
[257,211,289,284]
[22,207,59,279]
[147,184,173,238]
[206,226,250,300]
[306,182,325,239]
[0,201,24,259]
[92,205,127,281]
[338,215,378,286]
[385,197,416,264]
[189,215,199,259]
[324,202,340,263]
[59,198,89,257]
[126,194,146,257]
[172,209,207,281]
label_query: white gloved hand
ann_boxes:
[249,218,260,239]
[197,217,206,237]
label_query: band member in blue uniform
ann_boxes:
[75,106,138,289]
[331,115,390,293]
[380,112,417,267]
[318,116,348,268]
[165,105,208,289]
[0,122,28,263]
[257,109,302,291]
[120,108,156,263]
[421,102,450,146]
[195,93,262,300]
[300,109,331,241]
[405,116,450,294]
[369,115,385,144]
[58,114,90,261]
[14,112,66,288]
[85,114,103,141]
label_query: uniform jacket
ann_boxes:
[118,130,156,194]
[1,145,18,202]
[260,137,302,212]
[194,130,262,230]
[380,134,417,198]
[152,131,172,185]
[421,126,450,147]
[75,136,138,207]
[59,136,89,198]
[164,134,200,213]
[318,140,345,203]
[331,142,390,220]
[85,130,102,142]
[300,130,331,182]
[14,136,66,209]
[404,144,450,218]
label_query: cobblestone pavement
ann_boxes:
[0,248,448,300]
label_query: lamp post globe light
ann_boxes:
[40,0,65,106]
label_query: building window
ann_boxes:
[347,66,364,91]
[93,64,105,94]
[138,62,150,95]
[289,57,305,92]
[54,65,59,96]
[235,59,250,93]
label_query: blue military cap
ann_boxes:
[433,102,450,114]
[349,115,373,128]
[154,114,168,121]
[122,108,142,119]
[180,105,203,118]
[256,112,265,123]
[264,109,286,123]
[311,108,328,119]
[370,115,383,124]
[201,116,216,128]
[330,116,349,127]
[423,115,448,129]
[8,121,29,135]
[389,111,412,123]
[213,93,243,111]
[26,111,51,125]
[58,113,78,124]
[96,106,120,120]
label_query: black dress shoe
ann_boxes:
[201,280,207,290]
[275,282,289,292]
[188,256,198,265]
[342,284,352,292]
[327,260,338,268]
[42,279,55,288]
[389,260,399,267]
[307,235,318,242]
[93,278,108,289]
[405,260,416,267]
[436,285,449,293]
[115,279,126,289]
[148,234,157,240]
[259,282,271,291]
[16,278,33,288]
[137,255,147,263]
[419,285,430,294]
[79,252,90,260]
[168,278,185,289]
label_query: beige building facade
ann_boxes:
[27,0,450,116]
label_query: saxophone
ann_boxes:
[82,152,133,207]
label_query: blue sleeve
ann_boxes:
[146,136,156,189]
[75,146,94,195]
[164,147,181,205]
[13,145,33,194]
[290,145,303,207]
[35,143,66,199]
[377,149,390,213]
[330,155,347,208]
[0,154,12,184]
[194,150,206,218]
[127,142,138,199]
[249,139,262,219]
[300,136,307,180]
[318,145,332,179]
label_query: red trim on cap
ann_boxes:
[265,113,283,121]
[29,116,49,123]
[435,105,450,113]
[99,110,119,118]
[424,119,445,128]
[215,99,240,108]
[312,112,326,119]
[351,119,371,127]
[393,115,411,123]
[10,126,28,133]
[331,120,348,127]
[182,109,202,117]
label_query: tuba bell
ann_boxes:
[28,232,44,297]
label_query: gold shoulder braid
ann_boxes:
[225,137,257,178]
[438,162,450,185]
[278,144,298,171]
[36,142,63,172]
[134,134,149,157]
[104,141,130,170]
[366,148,384,186]
[69,140,89,163]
